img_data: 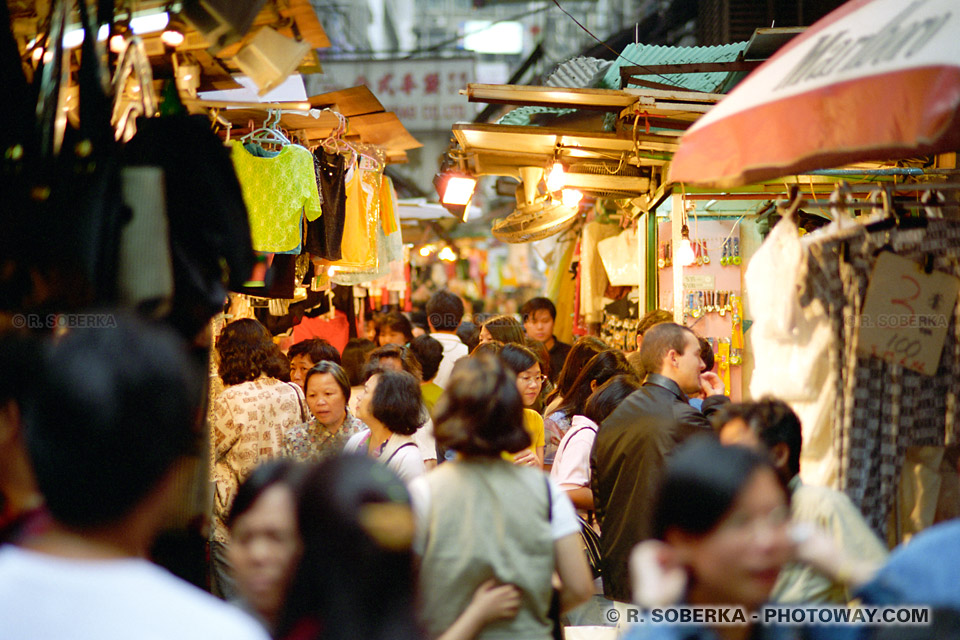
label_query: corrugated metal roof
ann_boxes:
[602,41,749,93]
[545,57,612,89]
[497,106,577,126]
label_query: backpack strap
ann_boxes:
[385,441,418,466]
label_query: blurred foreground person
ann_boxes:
[274,455,421,640]
[627,439,792,640]
[228,460,308,633]
[0,316,268,640]
[0,332,44,545]
[411,355,593,640]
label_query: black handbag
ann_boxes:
[578,514,603,579]
[0,0,128,314]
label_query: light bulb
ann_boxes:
[561,189,583,209]
[31,46,44,62]
[546,162,565,192]
[677,238,696,267]
[109,33,126,53]
[419,245,433,257]
[676,225,696,267]
[438,247,457,262]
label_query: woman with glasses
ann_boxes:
[626,438,795,640]
[498,344,547,468]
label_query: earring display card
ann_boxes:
[658,219,743,401]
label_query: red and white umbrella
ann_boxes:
[669,0,960,187]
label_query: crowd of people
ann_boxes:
[0,290,958,640]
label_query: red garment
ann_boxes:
[292,310,350,353]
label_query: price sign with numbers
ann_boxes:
[857,252,960,375]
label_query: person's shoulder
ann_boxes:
[343,428,368,453]
[524,408,545,425]
[136,565,269,638]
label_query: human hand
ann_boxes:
[699,372,725,396]
[630,540,687,608]
[790,522,879,588]
[513,449,541,468]
[469,579,521,625]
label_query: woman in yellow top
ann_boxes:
[498,344,546,468]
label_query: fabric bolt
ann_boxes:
[0,546,269,640]
[282,412,367,462]
[800,218,960,536]
[209,376,308,543]
[228,140,322,254]
[306,149,344,261]
[579,221,620,324]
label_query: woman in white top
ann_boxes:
[344,369,425,483]
[551,375,641,513]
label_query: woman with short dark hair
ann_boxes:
[283,362,366,462]
[344,370,426,483]
[410,355,594,640]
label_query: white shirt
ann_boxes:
[408,471,581,555]
[430,332,469,389]
[0,546,269,640]
[414,418,438,462]
[344,429,426,483]
[550,415,598,489]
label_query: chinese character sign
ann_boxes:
[306,58,479,132]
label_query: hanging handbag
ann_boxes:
[0,0,128,313]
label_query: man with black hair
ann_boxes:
[521,296,570,383]
[409,334,444,413]
[590,322,727,602]
[426,290,468,389]
[714,398,888,604]
[287,338,341,390]
[0,317,268,640]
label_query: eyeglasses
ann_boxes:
[717,505,791,539]
[518,374,547,387]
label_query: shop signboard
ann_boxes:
[305,58,479,132]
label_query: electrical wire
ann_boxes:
[549,0,686,89]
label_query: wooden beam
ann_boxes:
[619,61,762,78]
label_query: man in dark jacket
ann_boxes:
[590,322,728,602]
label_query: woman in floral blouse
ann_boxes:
[283,361,365,462]
[209,318,308,598]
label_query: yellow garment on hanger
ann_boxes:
[229,140,322,253]
[380,176,400,236]
[332,158,380,271]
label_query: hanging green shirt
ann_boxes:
[229,140,323,253]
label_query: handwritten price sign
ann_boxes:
[857,252,960,375]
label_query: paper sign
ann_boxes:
[683,274,716,290]
[857,252,960,375]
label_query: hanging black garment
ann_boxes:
[123,115,255,339]
[305,149,346,261]
[232,254,298,300]
[0,0,127,313]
